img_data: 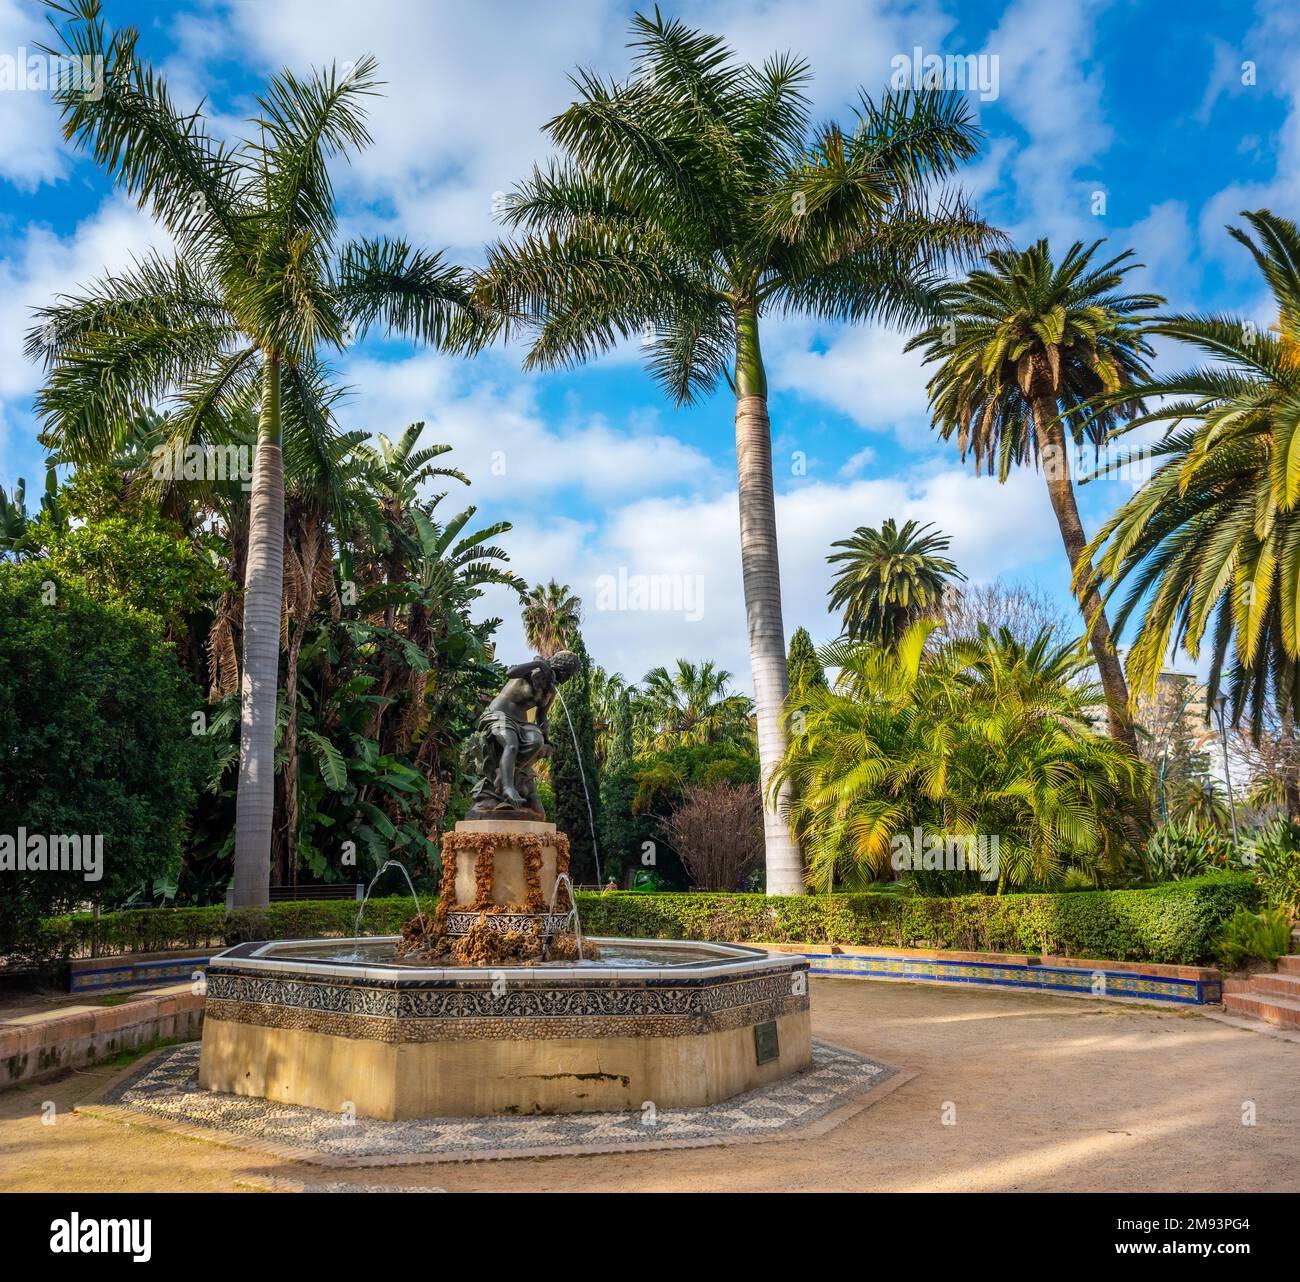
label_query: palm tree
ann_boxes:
[28,2,475,906]
[826,518,963,647]
[1085,212,1300,767]
[1174,776,1229,832]
[906,239,1163,749]
[640,659,754,750]
[774,621,1146,892]
[465,12,997,893]
[521,580,582,658]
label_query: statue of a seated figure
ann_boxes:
[466,650,580,817]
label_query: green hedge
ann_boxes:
[17,896,436,966]
[13,874,1260,969]
[578,874,1261,966]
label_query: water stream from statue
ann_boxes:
[554,689,604,886]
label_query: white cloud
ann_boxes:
[0,194,169,479]
[981,0,1110,245]
[475,464,1064,690]
[0,0,75,191]
[770,320,934,445]
[338,350,724,508]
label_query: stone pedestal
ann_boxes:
[438,817,572,936]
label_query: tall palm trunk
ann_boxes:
[232,355,284,907]
[1032,393,1136,751]
[735,305,803,894]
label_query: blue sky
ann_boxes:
[0,0,1295,690]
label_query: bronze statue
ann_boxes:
[467,651,580,817]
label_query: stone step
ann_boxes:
[1222,977,1254,996]
[1249,973,1300,999]
[1222,991,1300,1029]
[1279,955,1300,976]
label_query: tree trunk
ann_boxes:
[734,304,804,894]
[232,355,284,908]
[1032,394,1137,751]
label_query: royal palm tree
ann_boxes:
[521,580,582,659]
[465,12,997,893]
[906,239,1163,749]
[27,1,475,906]
[640,659,754,750]
[826,518,963,647]
[1085,212,1300,761]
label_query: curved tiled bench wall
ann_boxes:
[759,944,1222,1005]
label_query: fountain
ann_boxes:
[198,651,811,1119]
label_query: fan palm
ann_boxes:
[1084,210,1300,754]
[465,11,998,892]
[906,239,1163,748]
[826,518,963,646]
[521,580,582,658]
[27,1,475,906]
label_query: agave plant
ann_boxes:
[1140,818,1232,883]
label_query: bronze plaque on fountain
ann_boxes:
[754,1020,779,1065]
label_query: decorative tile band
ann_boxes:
[69,954,214,994]
[799,952,1219,1004]
[204,964,810,1042]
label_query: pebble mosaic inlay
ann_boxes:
[98,1039,896,1163]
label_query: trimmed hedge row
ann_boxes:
[17,897,435,966]
[14,873,1260,968]
[578,874,1261,966]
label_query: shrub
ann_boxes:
[660,782,762,890]
[14,875,1258,968]
[1141,819,1233,882]
[1235,818,1300,916]
[1216,906,1292,968]
[579,873,1258,965]
[0,564,204,952]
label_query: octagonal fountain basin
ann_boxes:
[198,936,812,1119]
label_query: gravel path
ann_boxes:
[1,978,1296,1192]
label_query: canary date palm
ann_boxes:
[906,239,1163,749]
[1084,210,1300,754]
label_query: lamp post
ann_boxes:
[1215,693,1240,844]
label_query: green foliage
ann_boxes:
[18,895,432,965]
[1235,818,1300,915]
[786,626,826,696]
[18,876,1255,968]
[1141,819,1235,882]
[1083,210,1300,734]
[601,742,760,888]
[0,563,205,949]
[777,621,1150,892]
[636,659,754,752]
[826,519,963,646]
[550,635,602,882]
[43,507,229,634]
[1216,906,1293,968]
[578,874,1258,965]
